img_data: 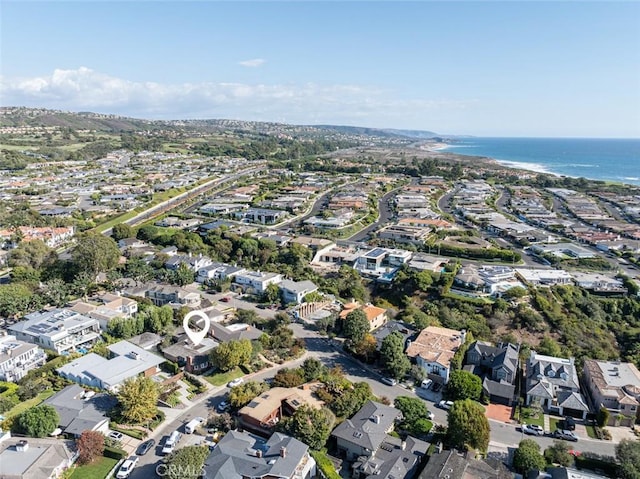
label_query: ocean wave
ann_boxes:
[564,163,599,168]
[623,177,640,181]
[494,160,553,175]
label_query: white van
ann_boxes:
[162,431,182,455]
[421,379,433,390]
[184,417,204,434]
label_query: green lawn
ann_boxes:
[520,407,545,428]
[585,424,598,439]
[549,416,563,431]
[70,456,119,479]
[204,367,244,386]
[4,390,55,419]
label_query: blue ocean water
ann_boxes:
[441,137,640,186]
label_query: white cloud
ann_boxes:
[238,58,266,68]
[0,67,475,128]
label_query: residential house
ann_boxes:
[372,321,415,350]
[352,435,428,479]
[514,268,573,286]
[196,263,246,283]
[339,302,388,332]
[202,430,316,479]
[0,333,47,382]
[233,271,283,294]
[145,284,201,307]
[280,280,318,305]
[0,226,75,249]
[234,207,287,225]
[57,340,164,392]
[238,384,324,436]
[162,336,218,374]
[418,449,512,479]
[527,467,608,479]
[406,326,465,384]
[354,248,412,280]
[331,400,401,461]
[378,224,431,245]
[583,359,640,426]
[43,385,113,437]
[9,309,101,354]
[0,437,78,479]
[525,352,589,419]
[165,254,213,272]
[465,341,519,405]
[70,294,138,331]
[209,322,263,343]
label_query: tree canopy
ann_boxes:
[76,430,105,465]
[210,339,252,372]
[447,399,490,452]
[513,439,546,474]
[228,381,270,408]
[117,376,159,423]
[446,370,482,401]
[163,445,210,479]
[343,309,369,346]
[14,404,59,437]
[278,405,335,450]
[72,233,121,277]
[380,332,411,379]
[617,439,640,479]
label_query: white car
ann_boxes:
[522,424,545,436]
[227,378,245,388]
[116,456,139,479]
[554,429,578,442]
[438,400,454,410]
[427,410,435,421]
[108,431,124,441]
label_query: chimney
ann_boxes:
[16,440,29,452]
[373,415,380,424]
[280,447,286,458]
[256,449,263,458]
[401,441,406,451]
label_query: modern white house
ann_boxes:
[0,333,47,382]
[9,309,101,354]
[279,280,318,305]
[233,271,283,294]
[57,340,164,392]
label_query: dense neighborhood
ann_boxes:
[0,108,639,479]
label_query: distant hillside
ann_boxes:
[0,107,445,141]
[312,124,439,139]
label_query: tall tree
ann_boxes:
[72,233,121,278]
[117,376,159,423]
[14,404,59,437]
[343,309,369,346]
[76,430,105,465]
[446,370,482,401]
[447,399,490,452]
[8,239,55,270]
[111,223,134,242]
[380,332,411,379]
[210,339,252,372]
[228,381,270,408]
[164,445,210,479]
[0,283,40,318]
[617,439,640,479]
[278,405,335,450]
[513,439,546,474]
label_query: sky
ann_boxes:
[1,1,639,138]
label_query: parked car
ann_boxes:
[108,431,124,441]
[136,439,156,456]
[438,400,454,410]
[522,424,545,436]
[380,377,397,386]
[227,377,244,388]
[431,382,442,393]
[559,416,576,431]
[116,456,139,479]
[554,429,578,442]
[162,431,182,455]
[427,410,435,421]
[220,297,231,303]
[217,400,231,413]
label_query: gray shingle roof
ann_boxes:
[331,401,401,452]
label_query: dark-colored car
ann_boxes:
[560,417,576,431]
[136,439,156,456]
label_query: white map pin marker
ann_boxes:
[183,310,210,346]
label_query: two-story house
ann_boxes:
[0,333,47,382]
[406,326,465,384]
[465,341,519,405]
[583,359,640,427]
[9,309,101,354]
[203,430,316,479]
[340,302,388,332]
[233,271,283,294]
[526,352,590,419]
[279,280,318,305]
[145,284,201,307]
